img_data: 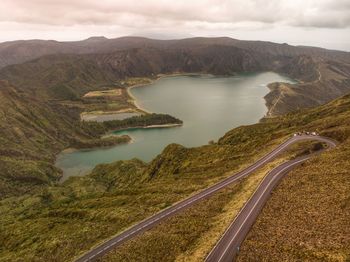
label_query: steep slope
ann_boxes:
[0,37,149,68]
[0,80,76,188]
[233,40,350,63]
[0,80,129,197]
[0,54,121,100]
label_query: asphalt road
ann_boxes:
[75,135,336,262]
[205,136,336,262]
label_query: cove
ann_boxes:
[56,72,295,180]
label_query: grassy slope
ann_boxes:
[237,144,350,259]
[0,80,133,198]
[0,76,182,198]
[0,80,76,196]
[1,94,350,261]
[225,95,350,262]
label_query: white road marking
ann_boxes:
[216,158,307,262]
[205,136,335,261]
[77,136,335,262]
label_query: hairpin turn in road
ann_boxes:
[205,135,336,262]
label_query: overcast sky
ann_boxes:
[0,0,349,51]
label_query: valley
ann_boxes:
[0,36,349,262]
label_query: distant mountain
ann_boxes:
[0,44,279,100]
[1,37,349,116]
[1,36,350,69]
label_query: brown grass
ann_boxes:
[237,140,350,262]
[83,89,122,98]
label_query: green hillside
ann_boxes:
[237,135,350,261]
[0,79,182,198]
[1,92,349,261]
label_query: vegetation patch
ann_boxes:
[102,113,183,131]
[237,140,350,262]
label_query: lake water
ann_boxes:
[56,73,295,180]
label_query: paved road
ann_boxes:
[75,135,336,262]
[205,136,336,262]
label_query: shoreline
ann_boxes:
[126,71,297,118]
[113,123,183,133]
[60,123,182,154]
[126,72,212,113]
[262,73,300,118]
[60,136,135,154]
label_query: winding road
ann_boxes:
[75,135,336,262]
[205,135,336,262]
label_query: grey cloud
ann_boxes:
[0,0,349,29]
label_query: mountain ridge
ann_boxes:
[1,36,350,69]
[1,40,349,116]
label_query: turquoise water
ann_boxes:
[56,73,294,180]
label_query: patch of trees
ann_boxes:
[102,113,183,130]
